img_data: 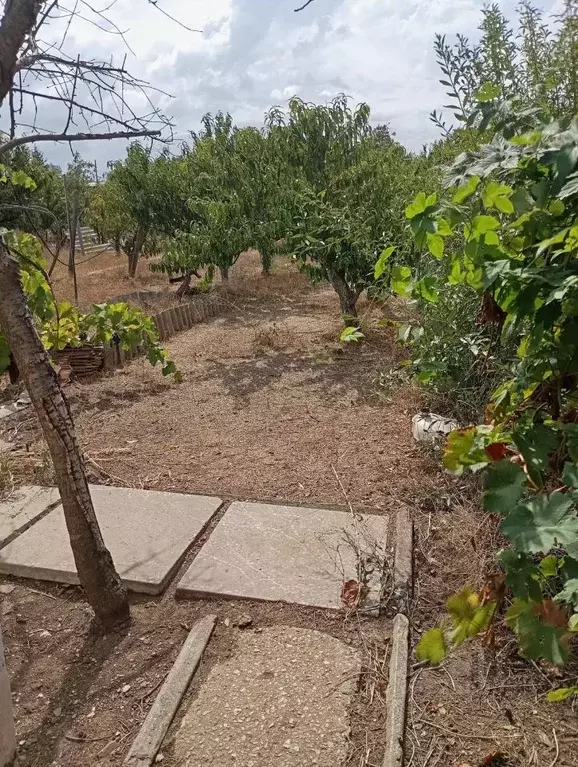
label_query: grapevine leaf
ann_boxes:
[498,549,542,601]
[452,175,480,204]
[443,428,491,474]
[482,181,514,213]
[505,599,568,665]
[512,424,558,486]
[539,555,560,578]
[563,462,578,488]
[415,627,446,665]
[562,424,578,462]
[483,460,526,514]
[414,276,439,304]
[500,493,578,554]
[554,578,578,609]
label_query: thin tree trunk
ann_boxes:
[328,270,360,319]
[114,234,121,255]
[0,244,130,630]
[48,231,63,277]
[128,225,147,278]
[176,272,192,299]
[219,266,229,283]
[0,621,16,767]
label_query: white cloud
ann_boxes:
[3,0,558,167]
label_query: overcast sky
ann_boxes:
[13,0,559,170]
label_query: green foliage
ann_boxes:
[386,95,578,666]
[340,326,364,343]
[431,2,578,133]
[415,627,447,665]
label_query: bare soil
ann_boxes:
[1,251,576,767]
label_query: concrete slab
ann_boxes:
[171,625,360,767]
[0,486,222,594]
[177,501,388,609]
[0,486,60,548]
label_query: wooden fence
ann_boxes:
[97,294,227,373]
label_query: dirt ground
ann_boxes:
[49,248,170,309]
[1,251,577,767]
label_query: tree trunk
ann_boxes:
[260,250,273,276]
[48,230,64,277]
[328,270,360,319]
[176,272,192,299]
[0,244,130,630]
[220,266,229,283]
[0,621,16,767]
[128,225,147,278]
[114,234,121,255]
[7,353,19,385]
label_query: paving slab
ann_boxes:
[0,486,61,548]
[177,501,388,609]
[171,625,360,767]
[0,485,222,594]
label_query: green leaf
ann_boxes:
[483,460,526,514]
[569,613,578,631]
[512,424,558,486]
[447,258,464,285]
[414,276,439,304]
[547,686,578,702]
[476,81,502,102]
[405,192,437,220]
[539,555,560,578]
[426,232,444,259]
[563,462,578,488]
[10,169,37,190]
[391,265,413,298]
[482,181,514,214]
[562,424,578,462]
[505,599,568,665]
[446,587,495,647]
[452,176,480,204]
[498,550,542,601]
[471,215,500,237]
[500,493,578,554]
[555,578,578,608]
[340,326,364,343]
[374,246,395,280]
[415,627,446,665]
[443,427,491,474]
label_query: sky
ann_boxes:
[8,0,560,170]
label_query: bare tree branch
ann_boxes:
[294,0,315,11]
[0,129,161,158]
[148,0,202,32]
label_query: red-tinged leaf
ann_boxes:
[485,442,511,461]
[341,579,360,607]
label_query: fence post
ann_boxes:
[163,308,175,337]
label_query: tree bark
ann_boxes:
[219,266,229,283]
[328,270,360,319]
[0,621,16,767]
[114,234,121,255]
[48,230,64,276]
[0,244,130,629]
[127,224,147,278]
[7,353,19,385]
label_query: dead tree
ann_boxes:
[0,0,183,629]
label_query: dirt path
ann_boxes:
[71,254,425,509]
[1,252,576,767]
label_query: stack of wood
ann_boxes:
[52,346,104,377]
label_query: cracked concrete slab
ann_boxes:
[0,485,222,594]
[171,625,360,767]
[0,486,61,548]
[177,501,388,609]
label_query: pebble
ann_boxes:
[0,584,15,595]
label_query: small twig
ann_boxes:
[24,587,59,601]
[294,0,315,10]
[64,734,110,743]
[549,728,559,767]
[416,718,517,741]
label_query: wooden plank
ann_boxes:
[123,615,216,767]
